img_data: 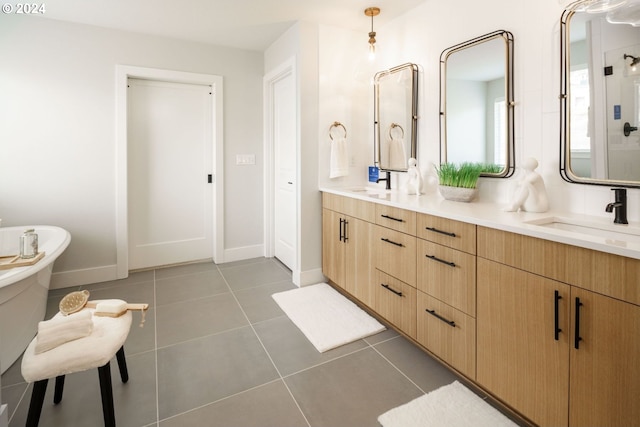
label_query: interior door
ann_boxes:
[273,71,297,271]
[127,78,213,270]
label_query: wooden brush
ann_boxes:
[85,300,149,318]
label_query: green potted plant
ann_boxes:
[435,162,484,202]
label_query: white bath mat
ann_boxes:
[272,283,386,353]
[378,381,518,427]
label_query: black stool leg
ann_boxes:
[25,379,48,427]
[115,346,128,383]
[53,375,65,404]
[98,362,116,427]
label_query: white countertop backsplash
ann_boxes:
[320,186,640,260]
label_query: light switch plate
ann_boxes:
[236,154,255,165]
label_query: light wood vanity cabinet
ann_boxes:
[322,193,375,306]
[322,192,640,427]
[372,206,417,338]
[477,226,640,427]
[415,213,477,379]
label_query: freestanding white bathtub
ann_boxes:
[0,225,71,374]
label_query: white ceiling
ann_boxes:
[38,0,426,51]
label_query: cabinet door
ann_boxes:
[322,209,345,287]
[345,217,374,307]
[569,288,640,427]
[477,258,570,427]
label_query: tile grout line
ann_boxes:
[153,268,160,426]
[369,337,427,395]
[215,263,313,427]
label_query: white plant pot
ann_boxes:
[438,185,478,202]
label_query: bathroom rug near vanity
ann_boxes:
[272,283,385,352]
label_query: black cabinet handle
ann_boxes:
[381,283,403,297]
[574,297,583,349]
[425,227,456,238]
[381,214,404,223]
[380,237,404,247]
[554,290,562,341]
[338,218,348,242]
[426,309,456,327]
[425,254,456,268]
[343,219,348,242]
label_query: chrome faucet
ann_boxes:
[377,170,391,190]
[605,188,628,224]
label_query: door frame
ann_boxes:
[263,57,298,276]
[115,65,224,278]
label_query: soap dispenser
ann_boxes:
[20,229,38,259]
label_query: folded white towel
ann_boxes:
[35,310,93,354]
[330,137,349,178]
[388,137,407,170]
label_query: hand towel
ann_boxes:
[35,310,93,354]
[388,137,407,170]
[330,137,349,178]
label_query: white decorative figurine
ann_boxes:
[505,157,549,213]
[405,157,423,195]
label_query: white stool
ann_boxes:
[21,309,132,427]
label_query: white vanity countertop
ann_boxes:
[320,186,640,261]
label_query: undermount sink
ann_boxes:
[523,216,640,243]
[345,186,391,197]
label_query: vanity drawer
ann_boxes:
[373,270,416,339]
[416,213,476,255]
[374,226,416,287]
[477,226,640,305]
[322,193,375,222]
[417,291,476,379]
[417,240,476,317]
[375,204,416,235]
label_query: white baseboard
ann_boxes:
[222,244,264,264]
[49,244,273,289]
[293,267,326,287]
[50,264,118,290]
[0,404,8,427]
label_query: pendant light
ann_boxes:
[365,7,380,60]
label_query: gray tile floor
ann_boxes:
[2,257,502,427]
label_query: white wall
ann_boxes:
[317,0,639,220]
[2,0,639,289]
[0,15,264,287]
[265,22,324,285]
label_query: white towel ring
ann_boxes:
[389,123,404,140]
[329,121,347,141]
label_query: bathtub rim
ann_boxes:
[0,225,71,288]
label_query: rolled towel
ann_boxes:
[330,137,349,178]
[35,310,93,354]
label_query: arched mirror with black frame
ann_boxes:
[560,0,640,187]
[440,30,515,178]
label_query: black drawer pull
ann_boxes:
[381,283,403,297]
[425,254,456,268]
[425,227,456,238]
[381,214,404,223]
[574,297,583,350]
[426,309,456,327]
[380,237,404,247]
[554,290,562,341]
